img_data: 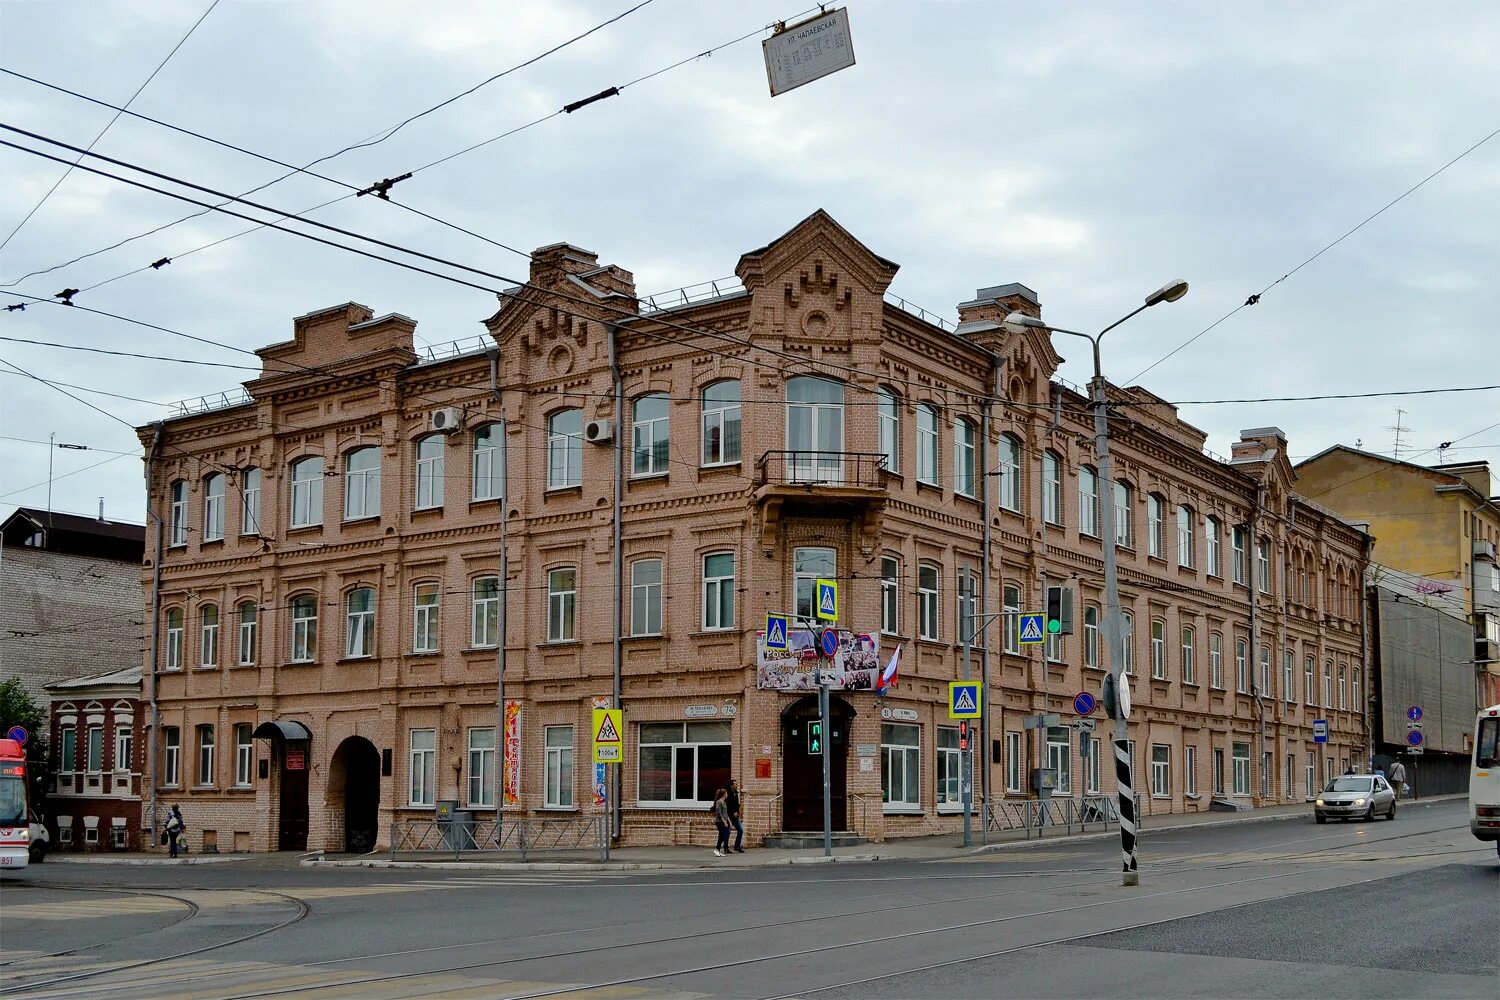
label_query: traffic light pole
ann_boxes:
[820,675,832,858]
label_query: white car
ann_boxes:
[28,811,49,862]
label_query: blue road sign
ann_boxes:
[815,579,838,621]
[818,627,840,657]
[1406,729,1424,747]
[1312,719,1329,744]
[1018,613,1045,645]
[5,726,26,746]
[765,613,789,650]
[948,681,982,719]
[1073,691,1096,717]
[1407,705,1423,723]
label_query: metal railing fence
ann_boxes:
[389,815,609,861]
[982,794,1143,840]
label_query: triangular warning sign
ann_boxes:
[1020,617,1044,642]
[595,714,620,744]
[767,618,786,646]
[953,688,977,713]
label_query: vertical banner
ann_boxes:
[503,700,522,807]
[591,695,611,806]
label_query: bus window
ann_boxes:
[1478,718,1500,769]
[0,775,22,827]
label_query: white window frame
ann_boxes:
[165,608,184,671]
[345,446,381,520]
[199,604,218,667]
[1352,668,1362,711]
[468,727,496,808]
[876,387,900,475]
[1258,541,1271,593]
[1151,618,1166,679]
[1186,745,1199,795]
[1323,659,1333,708]
[702,381,742,467]
[237,602,257,666]
[415,435,445,510]
[346,588,375,659]
[1151,744,1171,798]
[234,723,253,787]
[1005,732,1022,793]
[794,547,836,622]
[1003,584,1021,655]
[702,552,735,632]
[632,394,670,478]
[957,568,980,648]
[1181,625,1196,684]
[637,721,732,806]
[169,480,188,546]
[1147,494,1164,557]
[1047,727,1071,795]
[291,595,317,662]
[954,418,977,498]
[1232,742,1250,796]
[881,723,921,812]
[409,729,436,807]
[547,568,577,642]
[1259,645,1271,695]
[880,556,900,636]
[1078,466,1099,537]
[1306,655,1317,706]
[472,424,505,501]
[1338,663,1347,710]
[240,468,261,536]
[1235,638,1249,693]
[547,409,583,489]
[998,435,1021,512]
[1114,480,1132,547]
[936,726,963,807]
[544,725,574,808]
[630,559,663,636]
[1042,451,1062,525]
[1121,610,1134,675]
[413,584,440,653]
[916,405,939,486]
[785,377,844,484]
[60,724,75,773]
[471,577,500,648]
[290,457,324,528]
[1176,505,1194,568]
[115,725,133,773]
[1205,516,1221,576]
[1284,649,1295,703]
[1084,606,1100,669]
[1232,526,1247,584]
[917,564,940,641]
[1084,736,1101,794]
[196,724,214,786]
[203,473,225,541]
[163,726,180,787]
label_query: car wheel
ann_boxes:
[28,843,46,863]
[1315,814,1327,824]
[1386,803,1397,820]
[1364,806,1375,822]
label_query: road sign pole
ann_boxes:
[819,673,832,858]
[961,624,973,849]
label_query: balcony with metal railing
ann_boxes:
[753,450,889,550]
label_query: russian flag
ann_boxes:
[875,644,901,695]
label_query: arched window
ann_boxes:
[1078,466,1099,536]
[203,474,225,541]
[954,418,977,497]
[547,409,583,489]
[1042,451,1062,524]
[632,394,670,477]
[345,446,381,520]
[1176,505,1195,568]
[785,377,843,483]
[701,381,741,467]
[199,604,219,667]
[169,480,188,546]
[346,588,375,658]
[415,435,445,509]
[290,594,318,662]
[1114,480,1133,547]
[998,435,1022,511]
[876,387,900,474]
[915,404,939,485]
[290,457,324,527]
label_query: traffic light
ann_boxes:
[1046,586,1074,635]
[958,720,970,751]
[808,720,824,755]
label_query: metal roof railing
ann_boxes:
[884,293,956,332]
[637,276,746,314]
[169,386,252,417]
[413,334,493,365]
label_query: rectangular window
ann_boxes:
[1003,584,1021,655]
[468,728,495,807]
[166,611,184,671]
[1083,737,1100,794]
[1323,661,1333,707]
[1283,650,1295,703]
[631,559,663,636]
[1305,655,1316,706]
[204,475,225,542]
[1177,506,1194,568]
[290,458,324,528]
[1114,481,1132,548]
[1084,606,1100,670]
[1338,664,1347,710]
[1232,526,1248,585]
[1232,741,1250,795]
[196,725,214,786]
[240,468,261,535]
[1286,750,1296,801]
[1042,453,1062,525]
[1352,668,1362,711]
[409,729,436,807]
[548,410,584,489]
[237,603,257,666]
[413,584,440,653]
[1045,626,1064,663]
[794,547,836,622]
[345,448,381,520]
[1259,645,1271,696]
[1151,619,1166,680]
[936,727,963,807]
[954,420,977,498]
[346,589,375,659]
[1305,752,1315,799]
[703,553,735,631]
[881,723,921,810]
[415,437,445,509]
[1151,744,1170,797]
[169,481,187,546]
[1186,745,1199,795]
[1213,746,1225,795]
[86,725,103,773]
[472,577,500,648]
[1258,541,1271,593]
[60,724,75,772]
[548,568,577,642]
[880,557,900,635]
[473,425,505,501]
[200,606,218,667]
[1181,625,1196,684]
[163,726,180,786]
[291,597,317,662]
[1147,495,1164,558]
[545,726,574,808]
[1205,518,1221,576]
[115,725,133,773]
[1005,732,1022,793]
[632,395,670,477]
[999,437,1021,512]
[1263,751,1273,798]
[1121,611,1134,675]
[1078,469,1099,537]
[638,722,731,806]
[918,564,940,641]
[234,723,253,786]
[1235,638,1249,693]
[957,569,980,648]
[1047,727,1071,795]
[916,407,939,485]
[702,382,742,467]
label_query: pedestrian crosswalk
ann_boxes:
[0,895,189,921]
[298,870,660,900]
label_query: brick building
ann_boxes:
[1,507,146,702]
[44,666,145,852]
[137,211,1368,852]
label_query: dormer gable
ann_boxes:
[735,209,899,298]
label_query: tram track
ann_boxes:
[0,885,200,969]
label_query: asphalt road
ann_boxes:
[1,799,1494,999]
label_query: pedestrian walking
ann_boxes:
[726,778,746,853]
[164,804,186,859]
[711,788,731,857]
[1388,759,1407,798]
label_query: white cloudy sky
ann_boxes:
[2,0,1497,525]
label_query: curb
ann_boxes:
[302,852,888,872]
[46,853,256,866]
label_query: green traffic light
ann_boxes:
[1047,619,1060,634]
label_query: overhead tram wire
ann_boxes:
[0,368,168,406]
[1126,120,1500,384]
[0,0,660,290]
[0,0,222,254]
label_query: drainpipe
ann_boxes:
[609,324,623,841]
[489,350,508,839]
[1357,533,1374,769]
[144,422,165,844]
[1249,484,1266,802]
[978,349,1001,834]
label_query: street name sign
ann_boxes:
[763,7,856,97]
[1023,712,1062,730]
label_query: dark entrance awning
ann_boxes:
[253,720,312,742]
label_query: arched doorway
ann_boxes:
[780,695,854,831]
[328,736,380,854]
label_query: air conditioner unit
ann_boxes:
[429,407,464,433]
[584,419,613,444]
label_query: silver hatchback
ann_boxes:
[1315,775,1397,823]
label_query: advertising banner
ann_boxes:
[503,700,521,807]
[756,628,881,691]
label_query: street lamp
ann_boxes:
[1003,278,1188,887]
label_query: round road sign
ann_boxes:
[5,726,26,746]
[1073,691,1096,717]
[1406,729,1424,747]
[818,628,840,657]
[1407,705,1423,723]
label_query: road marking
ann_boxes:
[0,897,187,920]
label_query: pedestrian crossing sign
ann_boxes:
[1018,613,1045,645]
[948,681,982,719]
[593,708,623,764]
[815,579,838,621]
[765,613,789,650]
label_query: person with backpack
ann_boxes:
[164,804,186,858]
[710,788,731,857]
[1388,759,1408,799]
